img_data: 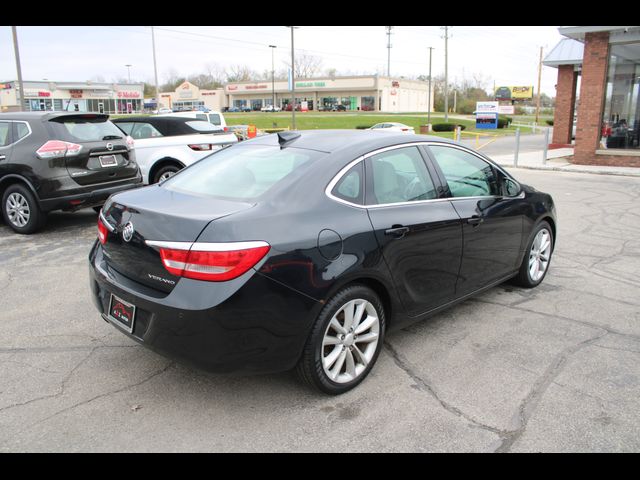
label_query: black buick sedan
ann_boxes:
[89,130,556,394]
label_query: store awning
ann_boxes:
[543,38,584,68]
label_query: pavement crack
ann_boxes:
[383,340,508,438]
[494,330,608,453]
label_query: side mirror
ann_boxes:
[504,178,521,197]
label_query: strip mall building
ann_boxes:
[160,76,433,113]
[545,26,640,167]
[0,81,145,114]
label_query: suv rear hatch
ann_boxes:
[45,114,139,186]
[99,185,254,294]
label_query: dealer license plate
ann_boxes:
[108,294,136,333]
[99,155,118,168]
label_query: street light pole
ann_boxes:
[11,26,25,112]
[151,26,160,111]
[125,64,132,83]
[288,26,298,130]
[427,46,433,126]
[269,45,276,110]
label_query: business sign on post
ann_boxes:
[476,101,499,129]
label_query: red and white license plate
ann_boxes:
[99,155,118,168]
[108,294,136,333]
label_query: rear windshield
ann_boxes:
[163,144,325,200]
[49,116,124,142]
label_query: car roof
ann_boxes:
[240,129,454,156]
[0,111,110,122]
[112,116,195,125]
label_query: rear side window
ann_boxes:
[130,122,163,139]
[164,145,325,200]
[208,113,221,125]
[185,121,221,133]
[15,122,29,140]
[49,117,124,142]
[195,113,208,121]
[0,122,10,146]
[365,146,437,205]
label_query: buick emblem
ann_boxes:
[122,222,134,242]
[106,143,114,151]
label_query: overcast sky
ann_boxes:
[0,26,565,96]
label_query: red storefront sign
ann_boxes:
[69,89,83,98]
[117,91,140,98]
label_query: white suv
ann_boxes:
[112,116,237,184]
[158,111,227,130]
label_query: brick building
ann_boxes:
[544,26,640,167]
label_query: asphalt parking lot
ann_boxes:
[1,169,639,452]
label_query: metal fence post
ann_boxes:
[514,128,520,167]
[542,127,550,165]
[455,125,461,142]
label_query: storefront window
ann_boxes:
[601,44,640,149]
[361,96,375,111]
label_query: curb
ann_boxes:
[500,163,640,178]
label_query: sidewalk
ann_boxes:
[490,148,640,177]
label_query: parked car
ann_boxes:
[368,122,415,134]
[112,116,237,184]
[260,105,282,112]
[0,112,141,234]
[331,104,347,111]
[227,106,240,113]
[90,130,556,394]
[241,106,252,113]
[157,110,228,130]
[156,107,173,114]
[284,104,302,112]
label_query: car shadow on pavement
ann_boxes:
[0,208,98,236]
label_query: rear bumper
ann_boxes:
[40,174,143,212]
[88,242,322,375]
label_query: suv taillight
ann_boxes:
[126,135,135,149]
[152,241,270,282]
[36,140,83,159]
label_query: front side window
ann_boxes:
[428,145,499,198]
[601,44,640,150]
[365,146,437,205]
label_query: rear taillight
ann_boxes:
[188,144,214,151]
[36,140,83,159]
[97,216,109,245]
[126,135,135,149]
[151,241,270,282]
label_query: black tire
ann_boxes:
[1,183,46,234]
[152,164,182,184]
[511,220,554,288]
[93,206,103,214]
[295,284,386,395]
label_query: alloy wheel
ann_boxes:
[528,228,552,282]
[6,192,31,228]
[321,299,380,384]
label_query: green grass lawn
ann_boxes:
[224,112,536,139]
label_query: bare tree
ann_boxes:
[283,52,323,79]
[226,65,256,83]
[204,62,227,87]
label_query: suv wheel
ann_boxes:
[2,184,46,234]
[153,164,181,184]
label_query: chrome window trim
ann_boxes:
[325,141,525,209]
[146,240,270,252]
[99,211,115,232]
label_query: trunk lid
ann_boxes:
[100,185,254,293]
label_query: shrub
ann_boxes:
[432,123,467,132]
[497,116,512,129]
[546,120,554,126]
[356,125,373,130]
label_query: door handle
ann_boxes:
[466,216,484,226]
[385,226,410,237]
[0,155,5,161]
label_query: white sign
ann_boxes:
[476,101,499,113]
[498,105,514,115]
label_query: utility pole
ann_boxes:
[386,26,393,77]
[441,26,451,122]
[453,89,457,113]
[535,46,543,125]
[11,26,25,112]
[125,64,132,83]
[288,26,298,130]
[269,45,276,110]
[151,27,160,111]
[427,46,434,125]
